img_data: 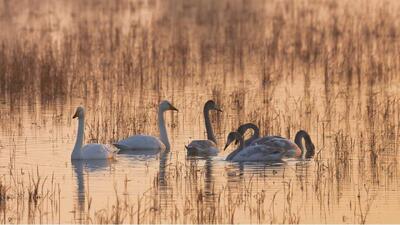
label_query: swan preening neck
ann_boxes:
[294,130,315,158]
[224,132,244,160]
[158,100,178,151]
[72,107,85,158]
[204,100,222,144]
[237,123,260,146]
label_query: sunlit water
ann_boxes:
[1,74,399,223]
[1,0,400,223]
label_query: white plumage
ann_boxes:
[114,135,165,151]
[114,100,178,153]
[71,107,116,160]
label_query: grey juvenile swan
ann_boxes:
[185,100,222,155]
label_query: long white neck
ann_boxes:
[72,116,84,158]
[158,108,170,151]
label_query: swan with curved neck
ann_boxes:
[294,130,315,158]
[237,123,260,147]
[224,132,286,162]
[71,106,115,160]
[114,100,178,153]
[186,100,222,155]
[249,130,315,159]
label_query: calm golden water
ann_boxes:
[1,75,399,223]
[1,0,400,223]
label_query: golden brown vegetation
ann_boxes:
[0,0,400,223]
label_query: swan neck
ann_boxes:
[295,131,311,157]
[73,117,84,157]
[227,135,244,160]
[158,108,170,150]
[243,124,260,146]
[238,135,244,150]
[204,106,217,144]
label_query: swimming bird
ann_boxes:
[235,123,315,159]
[114,100,178,152]
[237,123,260,147]
[71,106,116,160]
[251,130,315,159]
[224,132,286,162]
[185,100,222,156]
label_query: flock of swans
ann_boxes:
[71,100,315,162]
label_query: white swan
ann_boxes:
[224,132,286,162]
[71,107,116,160]
[185,100,222,156]
[113,100,178,152]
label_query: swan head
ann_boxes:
[205,100,222,112]
[224,132,241,150]
[305,138,315,158]
[73,106,85,119]
[160,100,178,112]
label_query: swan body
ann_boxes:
[114,135,165,151]
[224,132,286,162]
[186,100,222,156]
[251,130,315,159]
[251,136,302,158]
[114,100,178,153]
[186,140,219,156]
[228,144,286,162]
[71,107,116,160]
[236,123,315,159]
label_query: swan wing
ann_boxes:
[252,136,301,157]
[231,145,285,162]
[114,135,165,151]
[186,140,218,155]
[80,144,115,160]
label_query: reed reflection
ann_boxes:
[71,159,112,222]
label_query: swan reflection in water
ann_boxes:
[71,159,113,222]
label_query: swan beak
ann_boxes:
[170,105,179,112]
[72,112,78,119]
[224,143,229,150]
[216,108,223,112]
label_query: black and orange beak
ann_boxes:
[72,112,78,119]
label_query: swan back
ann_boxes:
[230,144,285,162]
[186,140,218,156]
[74,144,115,160]
[253,136,302,158]
[114,135,165,151]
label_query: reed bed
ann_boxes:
[0,0,400,223]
